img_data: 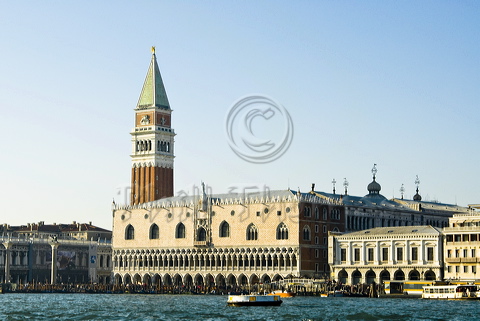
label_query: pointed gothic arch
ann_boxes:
[246,223,258,240]
[276,222,289,240]
[303,225,311,241]
[125,224,135,240]
[149,223,160,239]
[176,222,186,239]
[219,221,230,237]
[197,227,207,241]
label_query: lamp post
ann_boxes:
[49,236,60,284]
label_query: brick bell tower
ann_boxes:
[130,47,174,205]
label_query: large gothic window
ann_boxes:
[246,223,258,240]
[276,223,289,240]
[150,224,159,239]
[303,225,311,241]
[125,225,134,240]
[176,223,186,239]
[197,227,207,241]
[219,221,230,238]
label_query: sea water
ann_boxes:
[0,294,479,320]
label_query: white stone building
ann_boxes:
[443,205,480,281]
[328,225,443,285]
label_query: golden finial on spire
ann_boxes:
[151,46,156,54]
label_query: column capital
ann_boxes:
[2,241,13,249]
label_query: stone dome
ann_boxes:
[413,187,422,201]
[367,178,381,195]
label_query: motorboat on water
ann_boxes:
[268,290,296,298]
[422,284,480,300]
[227,294,283,306]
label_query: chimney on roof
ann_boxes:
[73,221,76,225]
[89,221,92,225]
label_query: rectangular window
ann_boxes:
[464,249,468,257]
[455,234,461,242]
[340,248,346,262]
[315,263,319,272]
[382,248,389,261]
[323,225,327,233]
[456,266,460,273]
[397,247,403,261]
[354,248,360,262]
[256,211,260,217]
[315,249,319,258]
[427,247,434,261]
[447,265,451,273]
[277,211,281,216]
[471,234,478,242]
[315,236,319,244]
[323,237,327,245]
[323,249,327,258]
[315,225,319,233]
[473,266,477,274]
[368,248,374,262]
[464,266,468,273]
[447,249,452,258]
[472,249,476,257]
[463,234,470,242]
[411,247,418,261]
[446,235,453,243]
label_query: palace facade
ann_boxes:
[112,187,345,289]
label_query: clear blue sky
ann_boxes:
[1,1,478,229]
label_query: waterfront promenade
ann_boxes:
[1,280,380,297]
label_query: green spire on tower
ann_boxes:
[136,46,170,109]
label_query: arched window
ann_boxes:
[125,224,134,240]
[197,227,206,241]
[219,221,230,238]
[304,206,311,217]
[176,223,186,239]
[276,223,289,240]
[315,207,319,220]
[246,223,258,240]
[303,225,311,241]
[150,223,159,239]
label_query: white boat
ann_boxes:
[422,284,480,300]
[227,294,283,306]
